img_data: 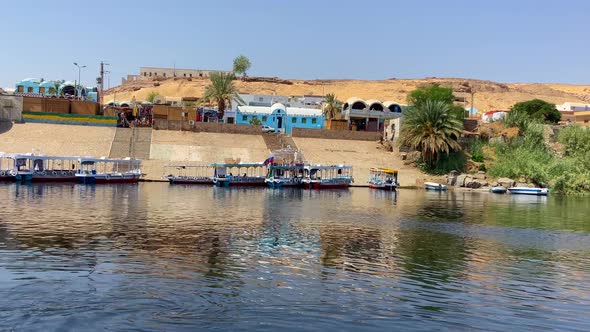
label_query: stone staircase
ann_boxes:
[262,134,283,152]
[109,127,152,160]
[262,134,299,152]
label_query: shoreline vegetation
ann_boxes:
[399,85,589,195]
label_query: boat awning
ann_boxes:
[371,168,398,174]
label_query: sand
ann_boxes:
[104,77,590,112]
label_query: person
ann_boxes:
[243,173,247,177]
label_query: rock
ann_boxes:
[403,151,421,165]
[516,182,534,188]
[497,177,515,188]
[465,179,483,189]
[456,174,473,187]
[447,171,459,186]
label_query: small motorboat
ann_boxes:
[425,182,447,191]
[508,187,549,196]
[489,186,507,194]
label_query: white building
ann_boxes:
[556,102,590,112]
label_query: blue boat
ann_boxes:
[508,187,549,196]
[425,182,447,191]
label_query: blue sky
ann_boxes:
[1,0,588,88]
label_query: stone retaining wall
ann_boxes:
[0,95,23,122]
[291,127,381,141]
[153,119,262,135]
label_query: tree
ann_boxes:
[52,82,61,95]
[233,55,251,78]
[399,100,463,167]
[511,99,561,124]
[201,72,244,121]
[407,84,465,119]
[249,117,262,125]
[146,91,158,103]
[322,93,341,119]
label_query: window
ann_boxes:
[242,115,248,121]
[27,87,33,93]
[144,72,147,76]
[39,87,46,94]
[17,86,23,93]
[292,117,297,123]
[190,74,192,77]
[149,72,152,77]
[311,118,317,124]
[262,116,268,122]
[183,73,186,77]
[302,118,307,124]
[259,97,264,102]
[199,73,203,77]
[163,73,166,77]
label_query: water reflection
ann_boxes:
[0,183,589,331]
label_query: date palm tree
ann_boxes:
[399,100,463,166]
[322,93,341,120]
[201,72,244,121]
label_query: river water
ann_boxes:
[0,183,589,331]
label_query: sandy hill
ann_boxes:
[103,77,590,112]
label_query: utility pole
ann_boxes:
[99,61,110,105]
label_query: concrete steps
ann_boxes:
[109,127,152,160]
[281,136,298,151]
[262,134,283,152]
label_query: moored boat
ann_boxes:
[163,165,214,184]
[490,186,507,194]
[508,187,549,196]
[425,182,447,191]
[212,163,267,187]
[368,168,399,191]
[302,164,353,189]
[265,164,304,188]
[0,152,17,181]
[11,153,79,182]
[76,157,142,183]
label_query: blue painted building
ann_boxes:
[236,103,324,134]
[15,78,41,94]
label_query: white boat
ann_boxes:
[302,164,353,189]
[425,182,447,191]
[265,164,304,188]
[212,162,267,187]
[76,157,142,183]
[508,187,549,196]
[0,152,17,181]
[10,153,79,182]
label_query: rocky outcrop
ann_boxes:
[496,177,516,188]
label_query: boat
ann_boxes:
[212,162,267,187]
[10,153,79,182]
[368,168,399,191]
[302,164,353,189]
[76,157,142,183]
[265,164,304,188]
[508,187,549,196]
[489,186,507,194]
[425,182,447,191]
[163,165,214,184]
[0,152,17,181]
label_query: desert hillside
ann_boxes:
[104,77,590,112]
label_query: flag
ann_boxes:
[263,156,274,166]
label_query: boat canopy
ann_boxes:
[211,163,264,168]
[370,168,398,175]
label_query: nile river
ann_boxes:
[0,183,589,331]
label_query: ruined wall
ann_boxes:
[0,95,23,122]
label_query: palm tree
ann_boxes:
[322,93,341,120]
[399,100,463,166]
[201,72,244,121]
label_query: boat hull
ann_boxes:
[77,174,141,184]
[214,178,266,187]
[424,182,447,191]
[508,187,549,196]
[490,187,507,194]
[369,184,397,191]
[303,182,350,189]
[16,172,78,183]
[167,176,213,185]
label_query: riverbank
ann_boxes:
[0,122,433,186]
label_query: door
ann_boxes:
[277,117,283,130]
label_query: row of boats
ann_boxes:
[424,181,549,196]
[165,164,400,190]
[0,152,142,183]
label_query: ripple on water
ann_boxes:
[0,183,589,331]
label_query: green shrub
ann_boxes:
[417,151,466,175]
[468,139,486,162]
[557,125,590,157]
